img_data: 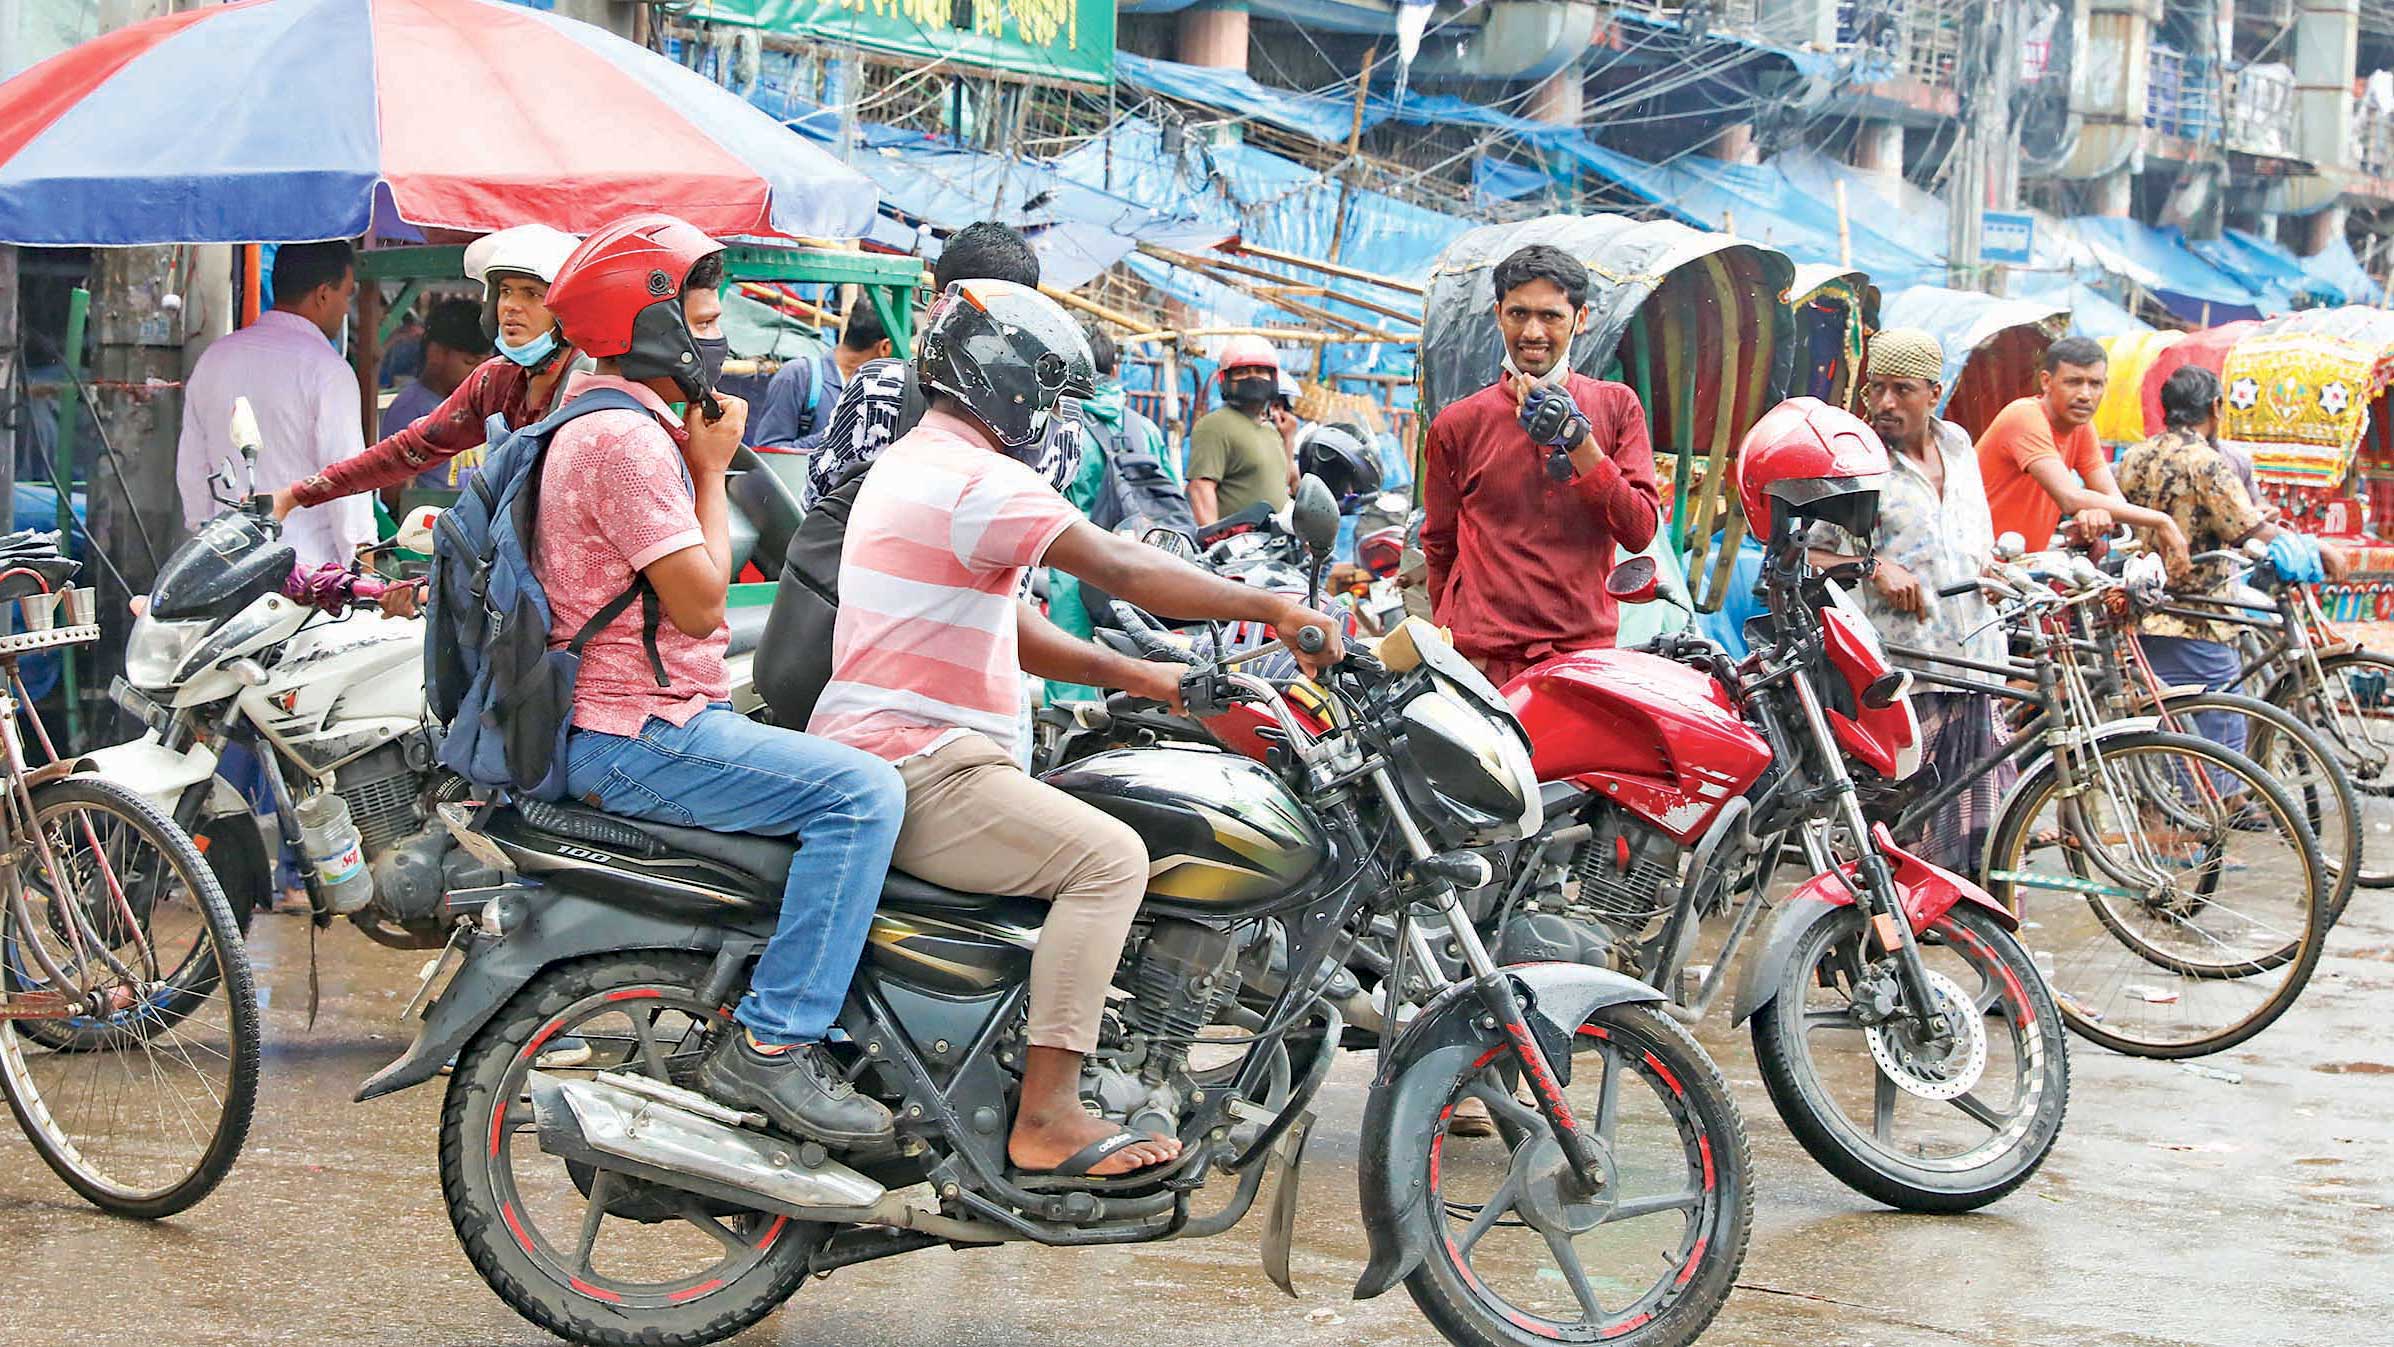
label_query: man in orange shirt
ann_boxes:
[1974,336,2187,566]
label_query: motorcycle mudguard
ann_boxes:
[1353,961,1664,1301]
[74,737,219,813]
[1728,824,2017,1027]
[354,886,732,1103]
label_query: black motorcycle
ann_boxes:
[359,486,1751,1347]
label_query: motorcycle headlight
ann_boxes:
[124,616,213,689]
[1393,679,1543,848]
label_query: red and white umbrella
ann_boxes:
[0,0,878,245]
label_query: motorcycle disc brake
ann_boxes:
[1863,965,1988,1102]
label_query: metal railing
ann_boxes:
[1837,0,1966,87]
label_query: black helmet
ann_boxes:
[916,279,1095,451]
[1297,422,1384,502]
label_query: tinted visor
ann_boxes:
[1768,475,1881,547]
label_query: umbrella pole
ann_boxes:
[51,287,88,746]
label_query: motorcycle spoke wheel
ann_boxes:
[1412,1005,1748,1347]
[1986,734,2328,1057]
[441,955,817,1347]
[1751,905,2068,1212]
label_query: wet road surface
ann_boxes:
[1,900,2389,1347]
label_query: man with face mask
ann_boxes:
[268,224,582,523]
[1187,336,1299,525]
[1421,244,1660,686]
[538,213,906,1148]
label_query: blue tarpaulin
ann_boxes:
[2188,228,2345,311]
[2066,216,2261,319]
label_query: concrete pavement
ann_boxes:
[1,900,2388,1346]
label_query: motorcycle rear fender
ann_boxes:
[1729,824,2016,1027]
[75,736,220,814]
[1354,961,1664,1301]
[354,885,734,1103]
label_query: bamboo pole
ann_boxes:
[1834,180,1852,270]
[1141,244,1422,327]
[1327,43,1378,269]
[1231,241,1426,296]
[1038,282,1157,333]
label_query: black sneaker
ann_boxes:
[696,1032,894,1148]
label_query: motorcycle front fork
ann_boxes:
[1785,677,1951,1044]
[1370,770,1609,1194]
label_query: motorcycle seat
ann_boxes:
[724,604,771,658]
[510,799,1036,912]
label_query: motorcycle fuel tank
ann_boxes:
[1504,649,1772,843]
[1044,746,1328,918]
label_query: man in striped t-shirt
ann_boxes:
[812,280,1342,1180]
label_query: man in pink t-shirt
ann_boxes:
[537,215,903,1151]
[813,280,1343,1180]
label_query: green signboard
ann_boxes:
[692,0,1115,86]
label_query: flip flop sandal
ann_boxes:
[1013,1129,1173,1190]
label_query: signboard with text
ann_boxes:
[692,0,1115,85]
[1981,210,2036,266]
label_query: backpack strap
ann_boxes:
[562,575,671,689]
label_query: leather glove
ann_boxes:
[2268,532,2325,584]
[1518,384,1591,453]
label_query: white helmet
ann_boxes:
[462,224,579,337]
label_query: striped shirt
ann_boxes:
[808,409,1081,764]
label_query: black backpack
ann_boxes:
[1076,410,1193,625]
[754,462,868,729]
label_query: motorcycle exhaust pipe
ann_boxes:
[531,1071,888,1219]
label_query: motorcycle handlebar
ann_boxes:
[1936,579,1982,599]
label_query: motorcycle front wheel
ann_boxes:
[439,951,818,1347]
[1398,1002,1750,1347]
[1750,904,2069,1213]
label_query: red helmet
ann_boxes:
[1732,397,1889,540]
[544,212,724,392]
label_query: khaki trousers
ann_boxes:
[891,735,1148,1054]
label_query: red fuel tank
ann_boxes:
[1504,649,1774,842]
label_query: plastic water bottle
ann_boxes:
[295,792,374,915]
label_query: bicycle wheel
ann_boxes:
[2158,690,2360,925]
[1981,730,2327,1058]
[2270,650,2394,890]
[0,777,260,1217]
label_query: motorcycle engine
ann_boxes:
[333,737,437,855]
[1569,808,1684,943]
[1083,918,1240,1137]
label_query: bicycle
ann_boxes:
[0,581,259,1217]
[1879,543,2329,1059]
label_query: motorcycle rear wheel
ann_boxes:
[1401,1003,1750,1347]
[1750,904,2069,1213]
[439,952,818,1347]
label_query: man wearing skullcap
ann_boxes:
[1805,328,2010,873]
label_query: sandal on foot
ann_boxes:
[1014,1129,1173,1184]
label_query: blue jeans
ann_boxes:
[216,740,302,890]
[2141,634,2247,756]
[563,707,904,1044]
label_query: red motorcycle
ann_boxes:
[1492,401,2068,1211]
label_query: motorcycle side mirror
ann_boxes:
[1606,554,1660,605]
[1291,475,1341,562]
[393,506,441,556]
[1993,531,2025,562]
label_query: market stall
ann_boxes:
[1789,264,1879,408]
[1877,285,2068,438]
[1422,214,1796,610]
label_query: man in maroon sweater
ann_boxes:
[1422,244,1660,686]
[269,224,579,521]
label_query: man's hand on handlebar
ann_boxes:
[1117,657,1190,714]
[1273,599,1344,676]
[268,487,298,522]
[378,580,427,619]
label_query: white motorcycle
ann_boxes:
[84,402,780,950]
